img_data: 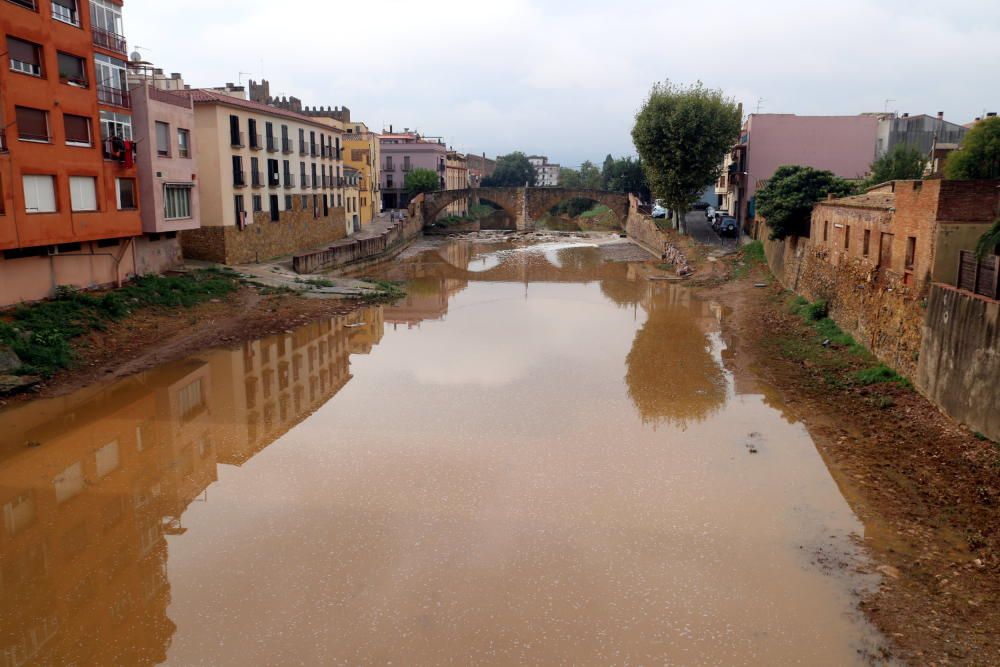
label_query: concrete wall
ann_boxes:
[134,234,183,275]
[917,285,1000,441]
[0,240,138,307]
[292,215,422,274]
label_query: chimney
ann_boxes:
[902,112,909,118]
[937,111,944,119]
[171,72,181,79]
[988,112,998,118]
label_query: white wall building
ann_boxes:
[528,155,561,187]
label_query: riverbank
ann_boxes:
[0,275,376,407]
[710,254,1000,664]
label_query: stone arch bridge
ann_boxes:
[415,187,632,231]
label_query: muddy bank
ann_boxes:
[0,285,364,408]
[709,270,1000,664]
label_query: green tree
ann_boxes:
[756,165,857,240]
[603,156,651,200]
[482,152,536,187]
[977,218,1000,258]
[559,161,601,189]
[945,116,1000,180]
[868,145,927,185]
[631,80,742,232]
[601,154,615,189]
[404,168,441,197]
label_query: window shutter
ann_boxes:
[70,176,97,211]
[155,122,170,153]
[57,53,85,80]
[23,175,57,213]
[16,107,48,140]
[64,115,91,144]
[7,38,39,66]
[52,0,76,8]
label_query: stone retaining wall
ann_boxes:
[292,216,422,274]
[625,198,691,275]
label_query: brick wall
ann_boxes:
[181,198,347,265]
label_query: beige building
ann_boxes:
[178,89,347,265]
[343,121,381,226]
[343,167,362,234]
[444,151,469,216]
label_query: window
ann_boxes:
[23,175,56,213]
[252,194,262,212]
[164,184,192,219]
[94,54,128,106]
[234,195,246,227]
[232,155,245,187]
[284,194,292,210]
[7,0,38,10]
[115,178,136,209]
[843,225,850,251]
[51,0,79,25]
[229,115,242,146]
[178,380,204,419]
[268,159,279,186]
[90,0,124,37]
[323,194,329,217]
[265,121,275,151]
[300,195,308,209]
[69,176,97,211]
[310,131,316,156]
[7,37,42,76]
[905,236,916,270]
[312,194,318,219]
[387,175,393,189]
[248,118,260,149]
[57,52,87,86]
[269,195,279,222]
[155,121,170,156]
[385,156,393,170]
[95,440,119,478]
[863,229,871,257]
[177,128,190,157]
[99,110,131,140]
[250,157,261,186]
[299,128,306,155]
[63,113,91,146]
[311,163,317,189]
[822,220,829,242]
[283,160,291,187]
[403,156,411,171]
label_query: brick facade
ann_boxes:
[181,199,347,265]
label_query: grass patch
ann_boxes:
[786,295,872,359]
[853,364,912,388]
[732,241,767,280]
[295,277,335,289]
[579,204,611,219]
[361,279,406,303]
[0,270,238,377]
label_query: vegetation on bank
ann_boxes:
[785,294,912,389]
[756,165,858,239]
[0,269,240,377]
[361,279,406,303]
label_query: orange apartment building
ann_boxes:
[0,0,142,307]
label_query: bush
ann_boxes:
[854,365,911,387]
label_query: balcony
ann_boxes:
[312,177,319,190]
[233,171,247,188]
[282,138,293,154]
[251,171,264,188]
[230,132,245,148]
[299,143,307,156]
[266,136,277,152]
[310,145,318,158]
[249,134,263,150]
[301,175,310,188]
[283,174,293,189]
[402,164,412,172]
[384,164,394,172]
[92,27,127,56]
[97,85,130,109]
[268,174,281,187]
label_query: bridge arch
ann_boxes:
[421,187,521,225]
[526,188,630,227]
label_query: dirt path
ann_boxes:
[0,285,364,407]
[707,266,999,665]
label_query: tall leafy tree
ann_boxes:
[631,81,742,232]
[482,152,537,187]
[945,116,1000,180]
[559,162,601,189]
[756,165,857,240]
[867,145,927,184]
[603,156,651,200]
[601,154,615,189]
[404,168,441,197]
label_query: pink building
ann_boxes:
[379,130,446,209]
[717,114,878,227]
[129,70,201,274]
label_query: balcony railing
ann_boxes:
[383,164,394,171]
[282,138,293,154]
[230,132,244,148]
[301,175,310,188]
[268,173,281,187]
[284,174,293,189]
[97,85,130,108]
[251,171,264,188]
[310,145,318,157]
[299,143,307,156]
[249,134,262,150]
[266,136,277,152]
[92,27,127,55]
[312,177,319,190]
[233,171,247,188]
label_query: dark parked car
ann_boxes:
[691,201,711,211]
[716,216,739,237]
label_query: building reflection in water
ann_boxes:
[0,308,382,667]
[0,239,727,666]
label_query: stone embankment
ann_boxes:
[292,215,422,274]
[624,195,692,275]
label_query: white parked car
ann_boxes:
[652,204,670,219]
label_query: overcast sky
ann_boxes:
[125,0,999,167]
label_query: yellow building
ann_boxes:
[343,121,382,225]
[444,151,469,216]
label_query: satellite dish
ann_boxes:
[130,51,142,62]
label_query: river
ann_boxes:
[0,236,889,665]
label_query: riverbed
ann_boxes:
[0,237,890,665]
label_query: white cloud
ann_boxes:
[125,0,1000,166]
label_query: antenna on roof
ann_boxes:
[238,71,252,86]
[884,99,896,114]
[755,97,765,114]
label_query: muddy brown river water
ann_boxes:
[0,239,892,665]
